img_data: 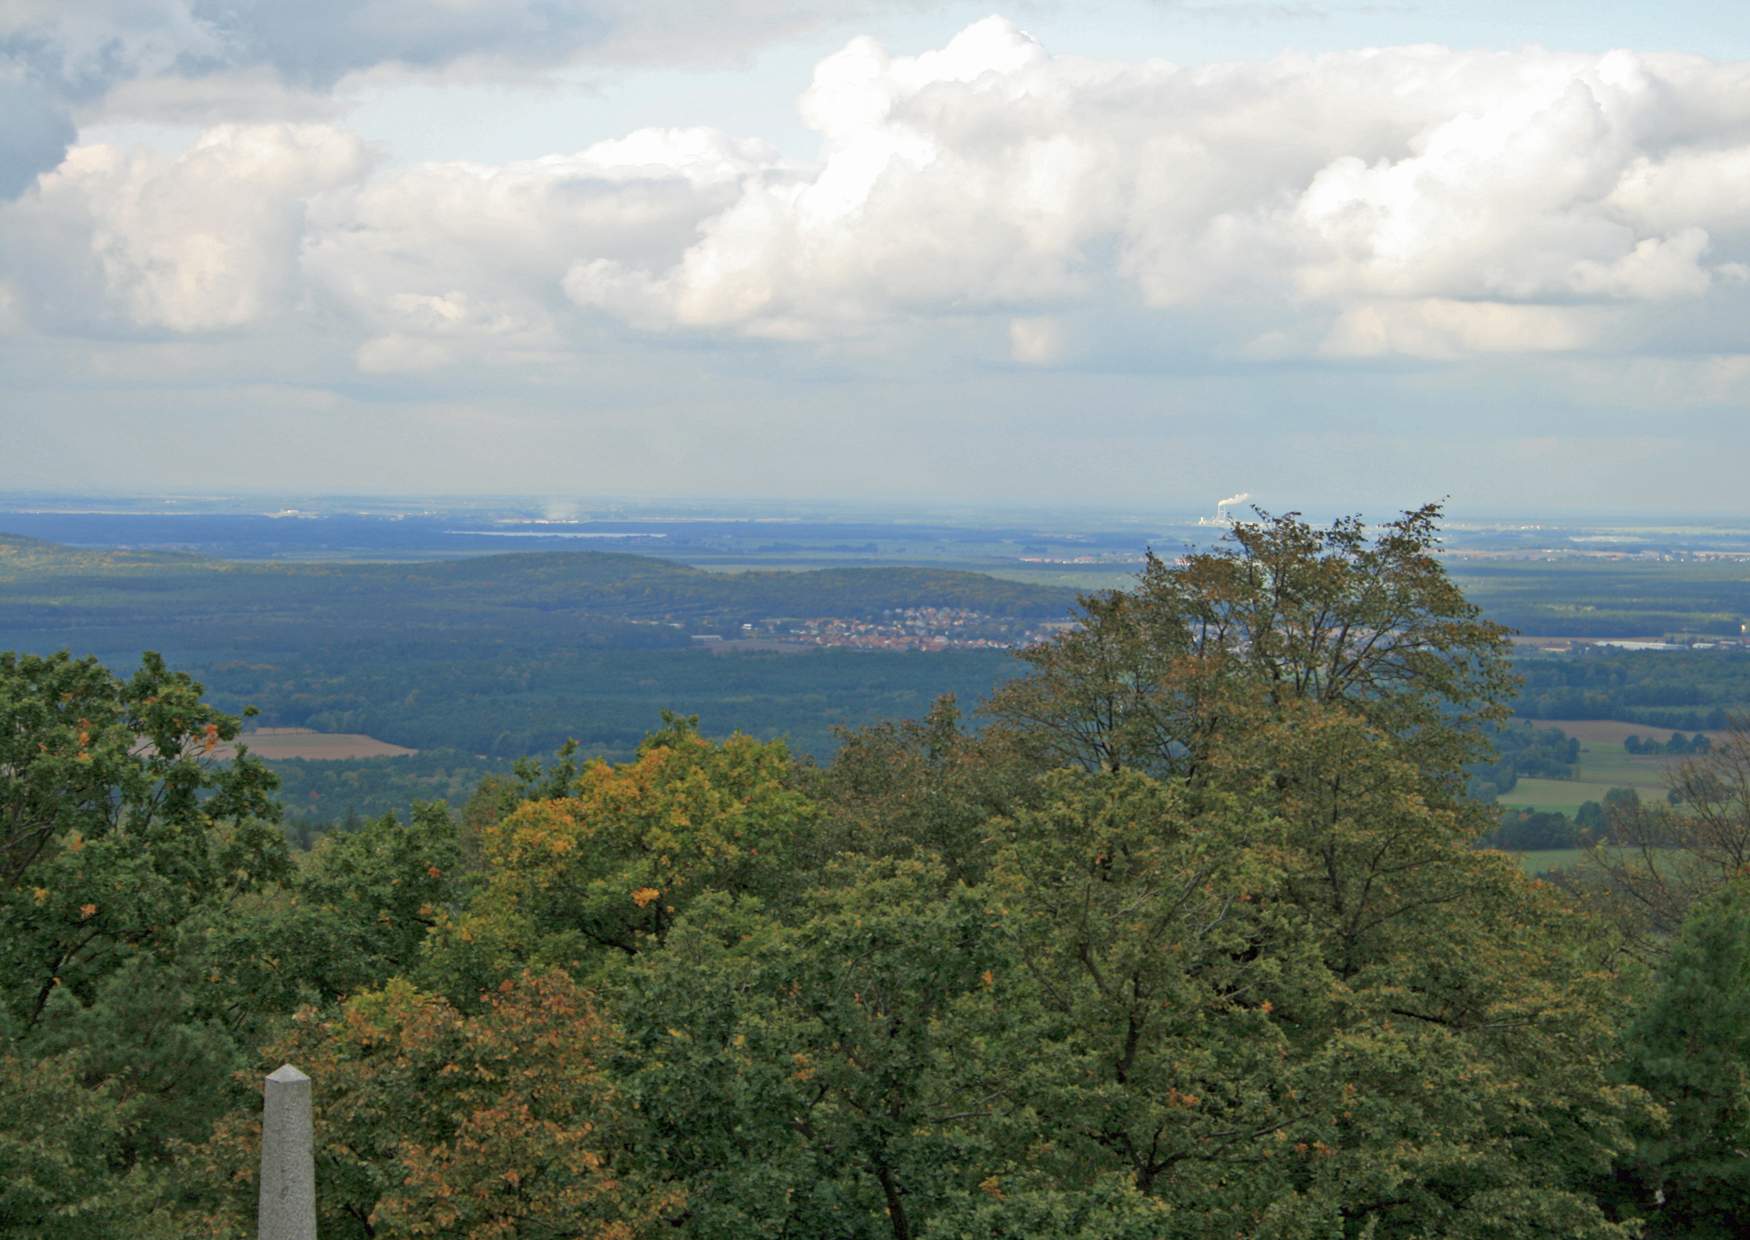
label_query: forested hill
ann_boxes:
[0,531,203,574]
[0,537,1081,761]
[400,555,1082,619]
[0,537,1080,622]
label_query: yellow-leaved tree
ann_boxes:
[180,970,674,1238]
[424,713,819,998]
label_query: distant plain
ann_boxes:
[8,496,1750,830]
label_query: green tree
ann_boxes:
[816,694,1038,886]
[0,651,284,1028]
[982,723,1642,1236]
[986,768,1326,1226]
[613,861,1010,1239]
[1604,787,1641,816]
[1212,705,1642,1234]
[298,802,463,986]
[1620,878,1750,1236]
[0,1047,156,1239]
[986,504,1514,785]
[0,650,285,1236]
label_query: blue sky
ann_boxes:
[3,2,1749,514]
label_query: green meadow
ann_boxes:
[1508,846,1679,877]
[1512,848,1592,875]
[1496,720,1687,814]
[1497,778,1625,814]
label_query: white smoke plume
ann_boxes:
[1216,492,1250,510]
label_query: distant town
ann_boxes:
[698,606,1067,652]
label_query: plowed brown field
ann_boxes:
[218,728,415,760]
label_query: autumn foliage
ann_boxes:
[2,508,1742,1238]
[190,971,668,1238]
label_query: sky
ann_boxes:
[2,1,1749,514]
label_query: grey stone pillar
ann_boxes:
[259,1063,316,1240]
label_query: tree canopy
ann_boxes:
[986,504,1514,784]
[1,507,1739,1238]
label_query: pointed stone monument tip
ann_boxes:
[267,1063,310,1084]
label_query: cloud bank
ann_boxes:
[6,18,1748,378]
[5,14,1750,507]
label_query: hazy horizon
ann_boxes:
[9,487,1750,530]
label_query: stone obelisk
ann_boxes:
[259,1063,316,1240]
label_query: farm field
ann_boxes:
[219,728,416,760]
[1506,846,1679,876]
[1497,778,1625,814]
[1512,849,1590,875]
[1532,718,1725,747]
[1495,717,1711,813]
[1578,748,1678,787]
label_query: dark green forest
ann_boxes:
[5,507,1748,1238]
[1466,719,1582,800]
[0,533,1066,760]
[1516,651,1750,731]
[1451,558,1750,638]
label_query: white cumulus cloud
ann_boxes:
[559,22,1750,363]
[5,18,1750,380]
[4,123,368,334]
